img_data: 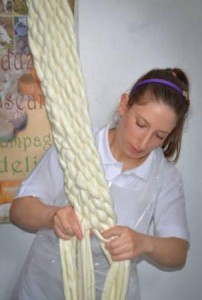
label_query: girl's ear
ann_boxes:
[118,93,129,116]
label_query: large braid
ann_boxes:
[26,1,130,299]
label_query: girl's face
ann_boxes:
[111,92,177,164]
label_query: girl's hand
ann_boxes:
[52,205,83,240]
[102,225,152,261]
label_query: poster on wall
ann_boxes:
[0,0,53,223]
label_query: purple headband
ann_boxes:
[131,78,188,99]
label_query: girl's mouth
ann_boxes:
[130,145,143,155]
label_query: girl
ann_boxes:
[10,67,190,300]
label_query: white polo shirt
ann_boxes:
[12,124,189,300]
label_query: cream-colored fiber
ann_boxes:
[26,0,130,299]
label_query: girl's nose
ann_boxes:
[138,133,151,151]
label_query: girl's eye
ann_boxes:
[136,121,146,128]
[156,134,165,140]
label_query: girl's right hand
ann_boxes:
[52,206,83,240]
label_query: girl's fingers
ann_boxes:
[102,226,122,239]
[53,208,83,239]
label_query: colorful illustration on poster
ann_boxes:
[0,0,53,223]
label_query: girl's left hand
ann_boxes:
[102,225,152,261]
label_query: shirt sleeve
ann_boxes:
[153,164,190,242]
[15,145,65,205]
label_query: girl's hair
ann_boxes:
[128,68,190,163]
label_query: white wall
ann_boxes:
[0,1,201,299]
[78,1,202,299]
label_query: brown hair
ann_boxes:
[127,68,190,162]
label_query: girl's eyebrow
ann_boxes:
[136,114,169,134]
[157,129,169,134]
